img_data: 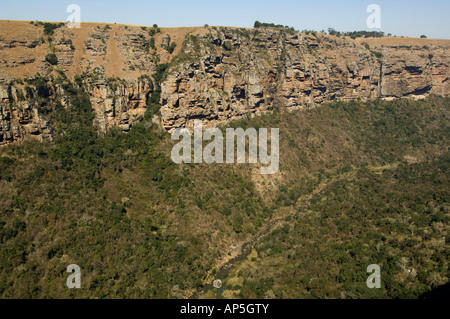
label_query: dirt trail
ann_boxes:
[70,24,91,77]
[105,29,120,77]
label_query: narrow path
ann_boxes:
[72,24,90,76]
[105,27,121,78]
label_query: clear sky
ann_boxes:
[1,0,449,39]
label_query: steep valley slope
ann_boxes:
[0,20,448,299]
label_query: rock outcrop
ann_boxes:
[160,28,450,130]
[0,75,156,145]
[0,21,449,144]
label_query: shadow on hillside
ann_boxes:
[419,282,450,299]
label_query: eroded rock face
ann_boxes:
[161,34,171,51]
[88,77,154,134]
[380,46,449,97]
[0,76,156,145]
[0,84,54,145]
[0,22,160,145]
[0,22,449,145]
[159,28,450,131]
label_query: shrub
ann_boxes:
[35,77,50,98]
[148,24,161,36]
[167,42,177,54]
[329,29,385,38]
[254,21,294,31]
[43,22,63,35]
[370,50,383,59]
[223,41,233,51]
[149,37,156,51]
[45,53,58,65]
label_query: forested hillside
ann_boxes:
[0,73,448,298]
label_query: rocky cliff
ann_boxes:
[160,28,449,130]
[0,20,449,144]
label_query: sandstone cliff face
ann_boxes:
[0,21,449,144]
[0,21,160,145]
[160,28,450,130]
[90,79,153,133]
[0,85,54,145]
[0,76,155,145]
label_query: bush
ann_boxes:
[35,77,50,98]
[43,22,63,36]
[148,25,161,36]
[223,41,233,51]
[371,50,383,59]
[149,37,156,51]
[420,35,427,39]
[254,21,294,31]
[167,42,177,54]
[45,53,58,65]
[0,157,14,181]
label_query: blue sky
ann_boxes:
[1,0,449,39]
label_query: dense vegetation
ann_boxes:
[228,157,449,298]
[45,54,58,65]
[254,21,295,32]
[0,73,448,299]
[30,21,65,36]
[253,22,388,38]
[327,28,386,39]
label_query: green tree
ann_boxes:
[45,53,58,65]
[167,42,177,54]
